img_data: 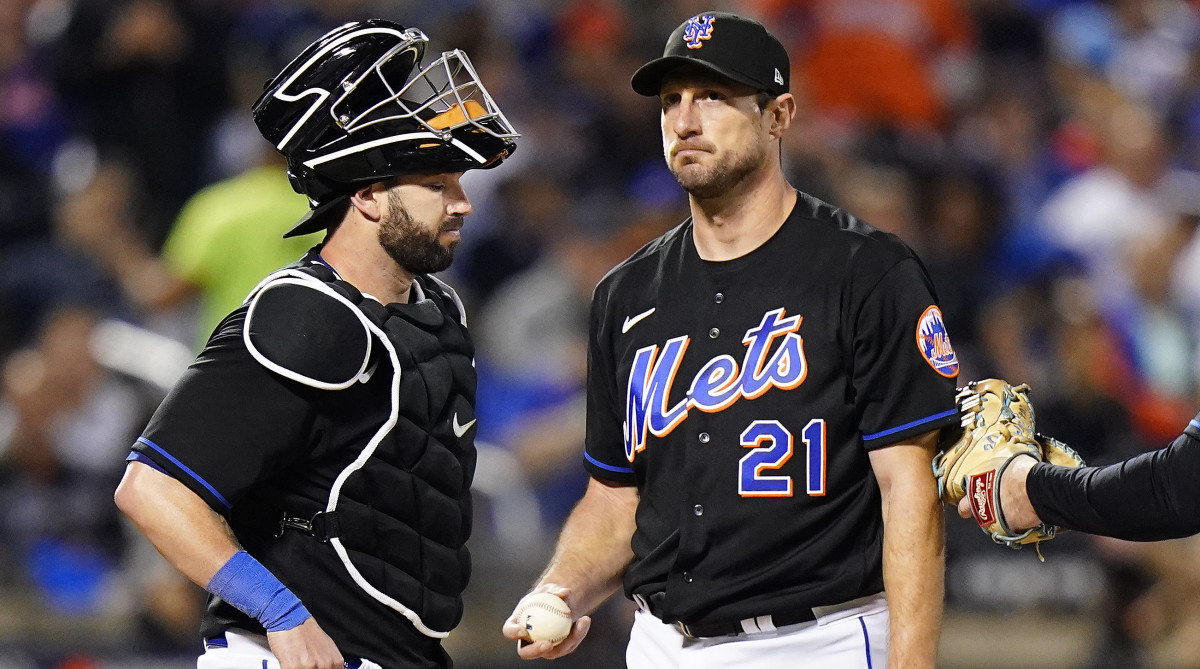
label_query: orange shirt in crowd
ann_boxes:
[753,0,975,130]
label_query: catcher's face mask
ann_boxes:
[251,19,519,237]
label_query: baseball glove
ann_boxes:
[933,379,1085,554]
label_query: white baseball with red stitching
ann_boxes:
[516,593,573,645]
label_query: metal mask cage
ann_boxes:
[328,42,518,147]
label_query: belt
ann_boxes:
[675,606,817,639]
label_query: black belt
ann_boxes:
[675,606,817,639]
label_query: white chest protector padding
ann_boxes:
[244,276,373,389]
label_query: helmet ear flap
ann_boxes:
[286,165,313,204]
[286,161,344,206]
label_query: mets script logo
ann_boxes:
[916,306,958,378]
[683,15,716,49]
[624,308,807,462]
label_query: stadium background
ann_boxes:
[3,0,1200,667]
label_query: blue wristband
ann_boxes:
[207,551,311,632]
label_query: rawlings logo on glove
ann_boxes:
[933,379,1085,556]
[969,471,997,525]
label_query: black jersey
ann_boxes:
[584,192,960,627]
[129,253,477,669]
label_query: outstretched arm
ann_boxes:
[869,429,944,669]
[115,461,344,669]
[984,421,1200,542]
[502,476,638,660]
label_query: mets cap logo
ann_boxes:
[916,305,958,378]
[683,15,716,49]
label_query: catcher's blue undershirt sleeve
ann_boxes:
[1027,416,1200,541]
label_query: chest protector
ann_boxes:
[241,258,477,638]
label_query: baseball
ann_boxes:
[515,592,573,645]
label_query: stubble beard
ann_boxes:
[669,140,769,200]
[377,189,458,275]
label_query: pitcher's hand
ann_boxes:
[502,584,592,660]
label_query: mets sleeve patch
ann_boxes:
[916,305,958,378]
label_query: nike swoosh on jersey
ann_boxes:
[622,308,656,334]
[452,413,476,438]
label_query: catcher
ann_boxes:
[933,379,1085,553]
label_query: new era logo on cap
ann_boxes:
[631,11,790,97]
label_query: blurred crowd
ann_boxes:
[3,0,1200,667]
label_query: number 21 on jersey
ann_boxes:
[738,419,826,497]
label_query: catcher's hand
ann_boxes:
[933,379,1084,553]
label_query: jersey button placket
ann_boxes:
[698,432,710,443]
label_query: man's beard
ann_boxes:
[378,190,458,275]
[669,140,768,199]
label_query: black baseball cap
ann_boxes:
[631,12,789,97]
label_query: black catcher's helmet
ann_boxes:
[252,19,519,237]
